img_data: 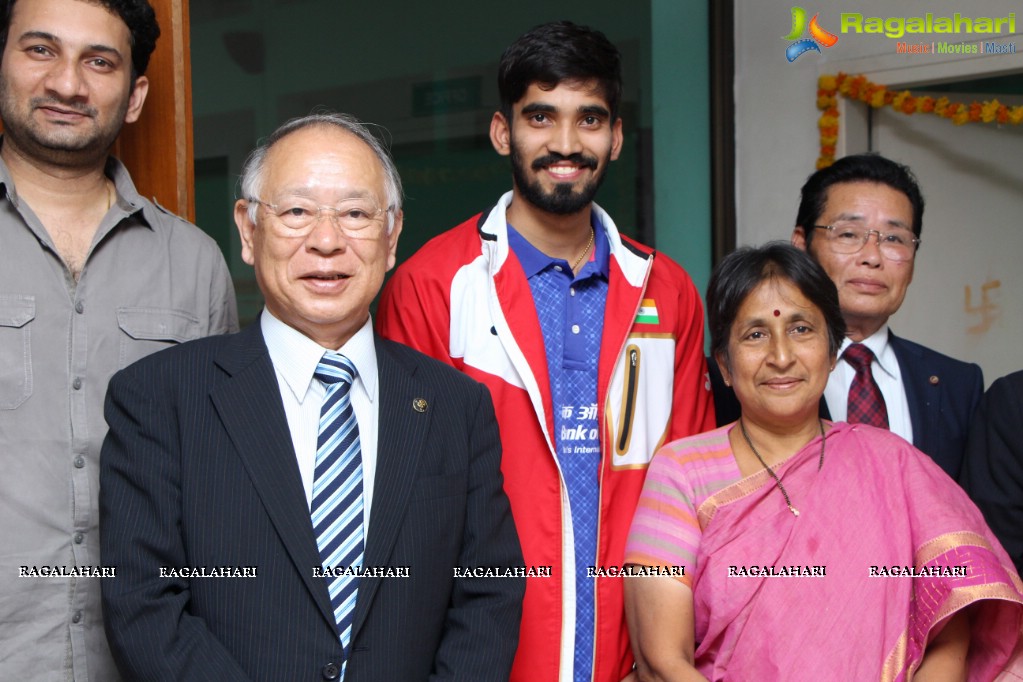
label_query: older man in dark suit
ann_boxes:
[711,154,982,480]
[100,112,524,681]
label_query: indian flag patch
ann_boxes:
[635,299,659,325]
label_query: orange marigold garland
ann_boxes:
[816,73,1023,169]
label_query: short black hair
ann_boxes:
[707,242,846,363]
[497,20,622,120]
[795,153,925,249]
[0,0,160,79]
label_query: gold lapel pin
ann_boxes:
[929,375,940,385]
[413,398,428,413]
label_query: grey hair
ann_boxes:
[238,111,403,233]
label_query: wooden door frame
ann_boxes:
[112,0,193,221]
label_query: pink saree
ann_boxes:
[691,422,1023,681]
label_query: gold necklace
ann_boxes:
[739,419,825,517]
[570,228,595,273]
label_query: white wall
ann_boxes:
[736,0,1022,243]
[874,95,1023,384]
[735,0,1023,382]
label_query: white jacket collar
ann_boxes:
[477,191,650,287]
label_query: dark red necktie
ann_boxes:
[844,343,889,428]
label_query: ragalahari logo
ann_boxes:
[784,7,839,61]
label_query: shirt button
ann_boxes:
[571,324,581,334]
[74,456,85,468]
[71,611,82,624]
[570,288,576,297]
[74,533,84,544]
[553,265,563,272]
[72,377,82,390]
[75,301,84,314]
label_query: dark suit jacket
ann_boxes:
[709,331,983,478]
[100,323,524,681]
[960,370,1023,574]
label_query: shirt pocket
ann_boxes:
[0,295,35,410]
[117,307,201,369]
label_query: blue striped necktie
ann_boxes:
[312,352,364,674]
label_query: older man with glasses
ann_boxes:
[711,154,982,481]
[792,153,983,479]
[99,112,523,682]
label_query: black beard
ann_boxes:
[509,145,609,216]
[0,80,127,169]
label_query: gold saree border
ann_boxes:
[917,531,991,565]
[880,582,1023,680]
[881,631,908,682]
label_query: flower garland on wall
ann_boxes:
[816,72,1023,169]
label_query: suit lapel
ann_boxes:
[209,324,337,632]
[889,332,932,450]
[351,338,433,638]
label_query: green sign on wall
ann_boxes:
[412,76,482,117]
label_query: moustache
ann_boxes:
[530,153,598,172]
[30,97,97,117]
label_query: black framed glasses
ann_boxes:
[813,222,920,262]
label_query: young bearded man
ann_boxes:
[377,21,714,682]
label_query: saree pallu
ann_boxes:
[691,422,1023,681]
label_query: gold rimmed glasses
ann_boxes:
[250,197,392,238]
[812,222,920,262]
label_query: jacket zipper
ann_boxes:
[616,345,640,455]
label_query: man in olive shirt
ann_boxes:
[0,0,237,679]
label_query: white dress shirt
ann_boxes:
[824,324,913,443]
[261,309,378,532]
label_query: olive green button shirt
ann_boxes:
[0,152,238,681]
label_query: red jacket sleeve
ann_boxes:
[377,264,456,369]
[669,270,715,440]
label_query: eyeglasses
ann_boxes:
[812,222,920,262]
[249,197,391,238]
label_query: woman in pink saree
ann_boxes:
[624,243,1023,681]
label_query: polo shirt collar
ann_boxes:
[506,214,610,280]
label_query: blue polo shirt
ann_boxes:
[507,220,608,682]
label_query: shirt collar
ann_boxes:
[261,309,378,404]
[839,324,897,380]
[105,155,155,229]
[0,150,13,198]
[0,137,153,231]
[506,214,610,280]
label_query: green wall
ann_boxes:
[189,1,711,323]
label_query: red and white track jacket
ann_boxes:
[377,192,715,681]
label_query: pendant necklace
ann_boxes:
[739,418,826,517]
